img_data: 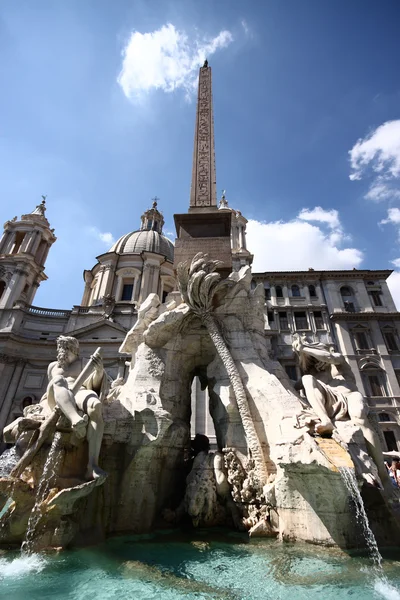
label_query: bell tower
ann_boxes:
[174,61,232,277]
[0,197,56,308]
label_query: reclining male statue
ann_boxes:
[292,333,390,491]
[4,335,107,482]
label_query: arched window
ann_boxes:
[276,285,283,298]
[309,285,317,298]
[379,412,391,422]
[0,280,5,300]
[341,286,352,296]
[22,395,35,410]
[291,284,301,297]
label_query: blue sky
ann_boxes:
[1,0,400,308]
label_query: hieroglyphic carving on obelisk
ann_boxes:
[189,62,217,209]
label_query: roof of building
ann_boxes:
[108,229,174,262]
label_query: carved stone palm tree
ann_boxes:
[177,253,268,485]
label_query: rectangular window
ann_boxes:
[121,283,134,301]
[264,288,271,301]
[294,311,308,330]
[284,365,297,381]
[314,311,324,330]
[267,311,274,322]
[279,312,289,330]
[354,331,369,350]
[370,291,383,307]
[367,374,385,397]
[383,430,398,452]
[383,331,399,352]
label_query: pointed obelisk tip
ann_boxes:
[203,59,208,68]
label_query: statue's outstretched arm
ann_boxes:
[301,346,343,365]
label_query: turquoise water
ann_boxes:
[1,530,400,600]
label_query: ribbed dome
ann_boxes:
[109,229,174,262]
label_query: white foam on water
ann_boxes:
[0,553,47,579]
[374,578,400,600]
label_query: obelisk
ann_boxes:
[174,62,232,275]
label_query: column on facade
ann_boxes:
[315,283,322,299]
[81,272,93,306]
[239,226,245,250]
[369,321,387,356]
[0,360,25,436]
[139,263,154,304]
[304,284,311,303]
[369,321,399,397]
[355,281,374,312]
[287,310,295,332]
[92,267,105,304]
[309,311,316,334]
[35,240,50,265]
[20,231,33,253]
[30,231,43,257]
[282,284,289,306]
[0,230,11,254]
[97,265,112,299]
[3,231,16,254]
[0,267,28,309]
[41,243,52,266]
[24,230,39,254]
[334,321,365,393]
[27,281,40,305]
[270,285,276,304]
[322,281,342,312]
[380,280,397,311]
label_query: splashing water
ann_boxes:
[339,467,400,600]
[0,553,47,579]
[0,446,19,477]
[22,432,64,554]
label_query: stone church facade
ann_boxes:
[1,64,400,454]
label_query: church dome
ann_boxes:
[109,229,174,262]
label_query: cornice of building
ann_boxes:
[252,269,393,281]
[330,311,400,321]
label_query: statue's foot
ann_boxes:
[71,415,88,439]
[315,421,334,437]
[86,464,107,485]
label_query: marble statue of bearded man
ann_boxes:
[45,335,108,481]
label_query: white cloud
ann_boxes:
[387,271,400,310]
[297,206,341,230]
[365,182,400,202]
[349,120,400,204]
[349,120,400,181]
[117,23,233,100]
[392,258,400,268]
[88,227,115,247]
[380,207,400,226]
[247,207,363,272]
